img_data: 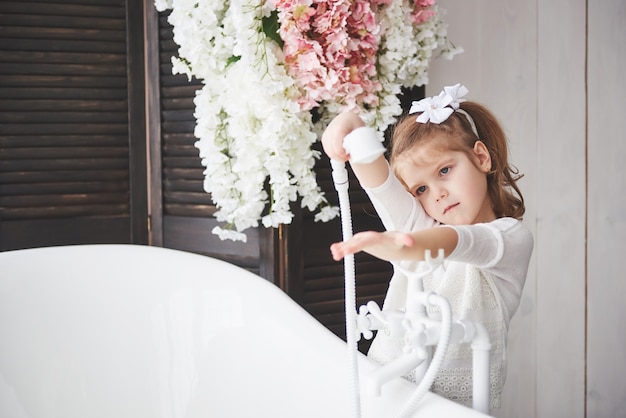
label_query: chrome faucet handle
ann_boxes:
[356,305,374,341]
[424,248,445,270]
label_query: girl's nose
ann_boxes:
[435,188,448,202]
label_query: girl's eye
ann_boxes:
[415,185,427,195]
[440,166,450,176]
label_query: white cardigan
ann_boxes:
[362,163,533,409]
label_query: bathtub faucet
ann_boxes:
[357,250,447,396]
[355,250,493,415]
[359,293,450,399]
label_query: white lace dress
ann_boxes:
[362,163,533,410]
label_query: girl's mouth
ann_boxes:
[444,203,459,214]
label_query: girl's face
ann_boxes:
[394,136,495,225]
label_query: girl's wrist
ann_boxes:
[343,126,385,164]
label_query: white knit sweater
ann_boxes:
[362,163,533,409]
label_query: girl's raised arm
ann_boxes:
[330,227,458,262]
[321,112,390,188]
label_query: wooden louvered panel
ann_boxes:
[158,13,210,218]
[0,0,136,250]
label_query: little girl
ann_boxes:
[321,84,533,411]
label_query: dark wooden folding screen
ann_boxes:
[0,0,148,250]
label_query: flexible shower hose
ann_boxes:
[331,159,361,418]
[331,140,453,418]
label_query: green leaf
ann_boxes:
[262,10,284,48]
[227,55,241,67]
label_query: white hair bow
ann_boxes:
[409,83,469,124]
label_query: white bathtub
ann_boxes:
[0,245,489,417]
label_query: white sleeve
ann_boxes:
[362,162,437,232]
[445,218,534,319]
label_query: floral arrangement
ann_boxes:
[155,0,460,242]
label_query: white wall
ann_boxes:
[427,1,625,417]
[586,2,626,417]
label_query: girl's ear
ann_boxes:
[473,141,492,173]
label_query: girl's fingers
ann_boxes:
[330,231,416,262]
[330,242,344,261]
[329,238,362,261]
[322,137,349,162]
[330,231,382,260]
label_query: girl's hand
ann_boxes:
[330,230,415,261]
[321,112,365,162]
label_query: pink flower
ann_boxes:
[411,9,435,24]
[273,0,431,113]
[292,4,316,31]
[410,0,436,24]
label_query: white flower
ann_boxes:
[156,0,458,241]
[154,0,172,12]
[170,57,192,81]
[314,205,340,223]
[212,226,248,242]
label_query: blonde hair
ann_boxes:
[389,101,525,220]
